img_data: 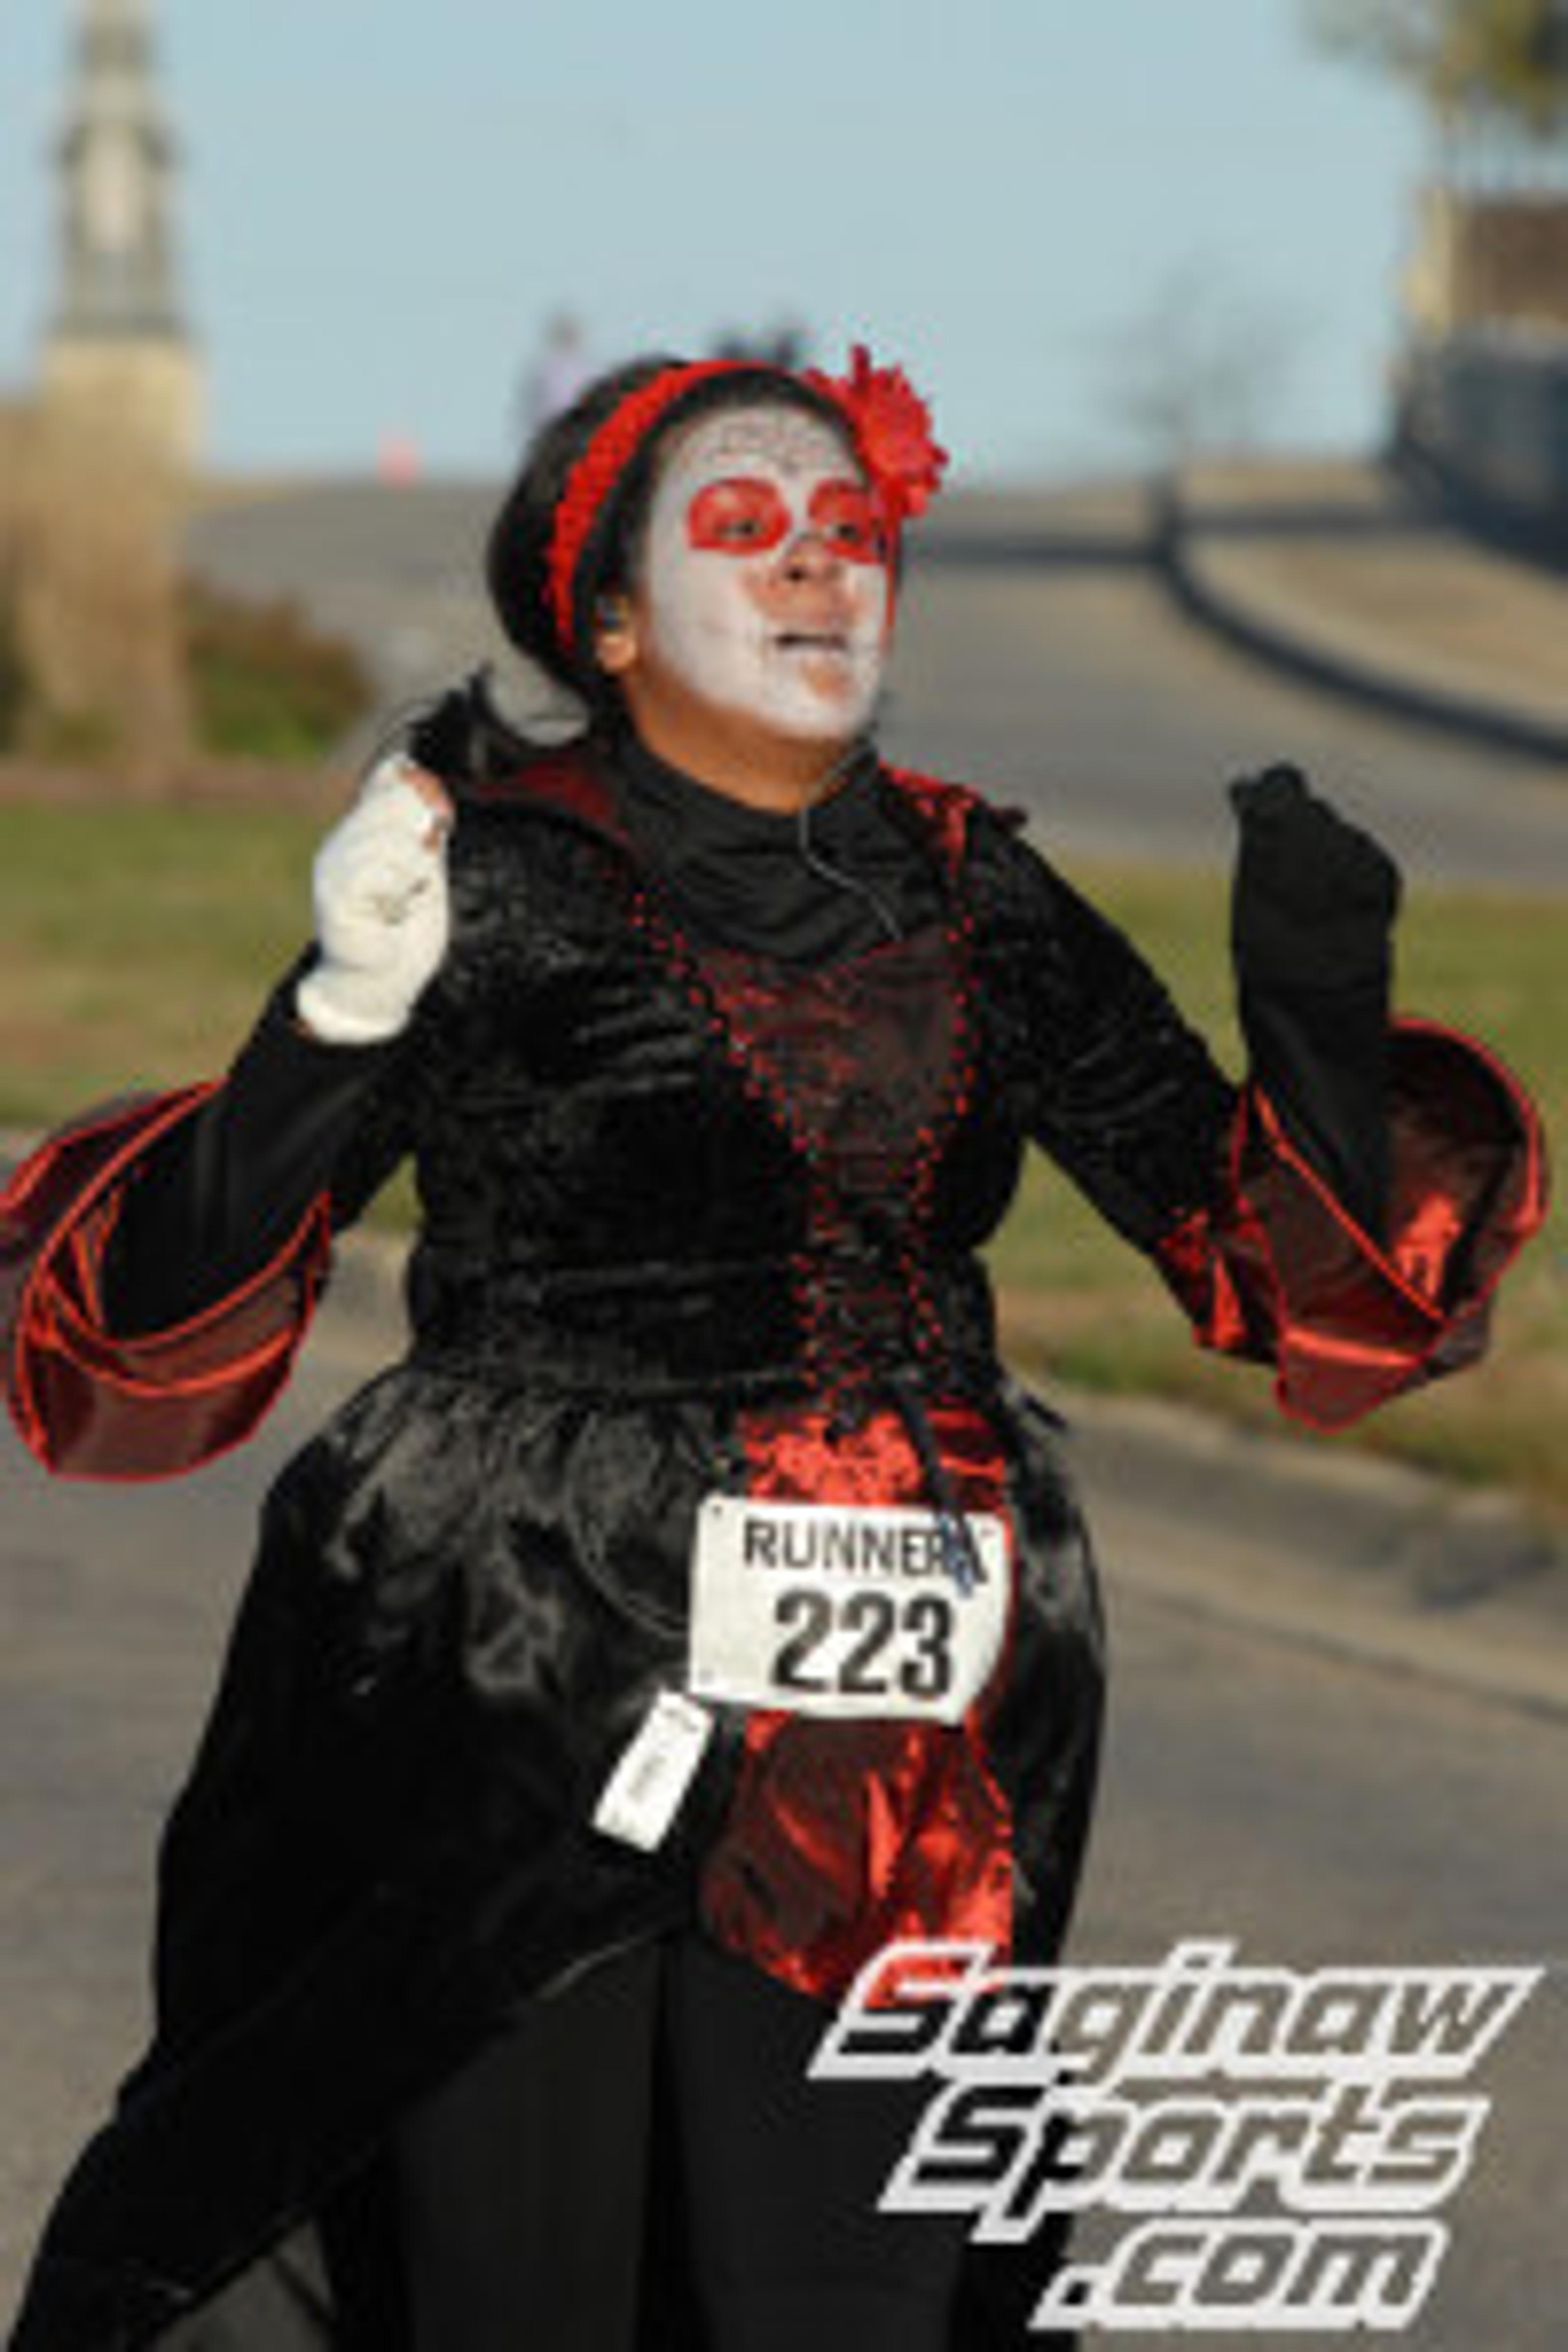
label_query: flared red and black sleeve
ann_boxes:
[969,802,1547,1429]
[98,967,407,1336]
[0,965,415,1480]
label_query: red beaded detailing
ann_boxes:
[621,768,986,1419]
[884,771,982,1379]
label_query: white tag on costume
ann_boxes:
[688,1496,1009,1726]
[593,1690,715,1852]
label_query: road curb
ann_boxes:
[1061,1384,1568,1722]
[1154,475,1568,766]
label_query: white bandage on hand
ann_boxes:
[294,755,453,1046]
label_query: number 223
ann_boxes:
[771,1587,956,1702]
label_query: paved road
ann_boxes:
[188,477,1568,887]
[1071,1579,1566,2350]
[893,500,1568,888]
[3,1307,1564,2341]
[0,1331,383,2296]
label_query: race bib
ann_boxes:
[688,1495,1010,1725]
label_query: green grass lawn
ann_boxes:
[3,791,1562,1520]
[0,796,327,1119]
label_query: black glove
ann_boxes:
[1229,764,1400,985]
[405,665,535,786]
[1229,766,1401,1238]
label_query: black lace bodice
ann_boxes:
[103,747,1241,1397]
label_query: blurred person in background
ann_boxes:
[522,309,595,437]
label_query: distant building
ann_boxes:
[42,0,202,472]
[1397,185,1568,538]
[2,0,199,766]
[1405,186,1568,340]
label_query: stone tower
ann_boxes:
[42,0,202,467]
[16,0,198,766]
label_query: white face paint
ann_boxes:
[639,405,893,743]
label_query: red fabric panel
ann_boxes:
[700,1399,1016,2002]
[469,746,625,836]
[1156,1018,1549,1430]
[1,1093,331,1481]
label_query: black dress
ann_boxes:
[0,732,1544,2350]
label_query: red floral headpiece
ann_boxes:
[544,344,948,662]
[803,344,949,529]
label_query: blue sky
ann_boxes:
[0,1,1433,483]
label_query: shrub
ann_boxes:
[184,578,373,759]
[0,590,25,748]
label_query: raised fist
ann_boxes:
[294,755,453,1046]
[1229,764,1401,988]
[1228,764,1397,1234]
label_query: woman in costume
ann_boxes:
[0,346,1546,2352]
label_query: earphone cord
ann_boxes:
[794,739,903,943]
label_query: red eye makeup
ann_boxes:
[807,481,889,565]
[685,475,891,566]
[686,478,792,555]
